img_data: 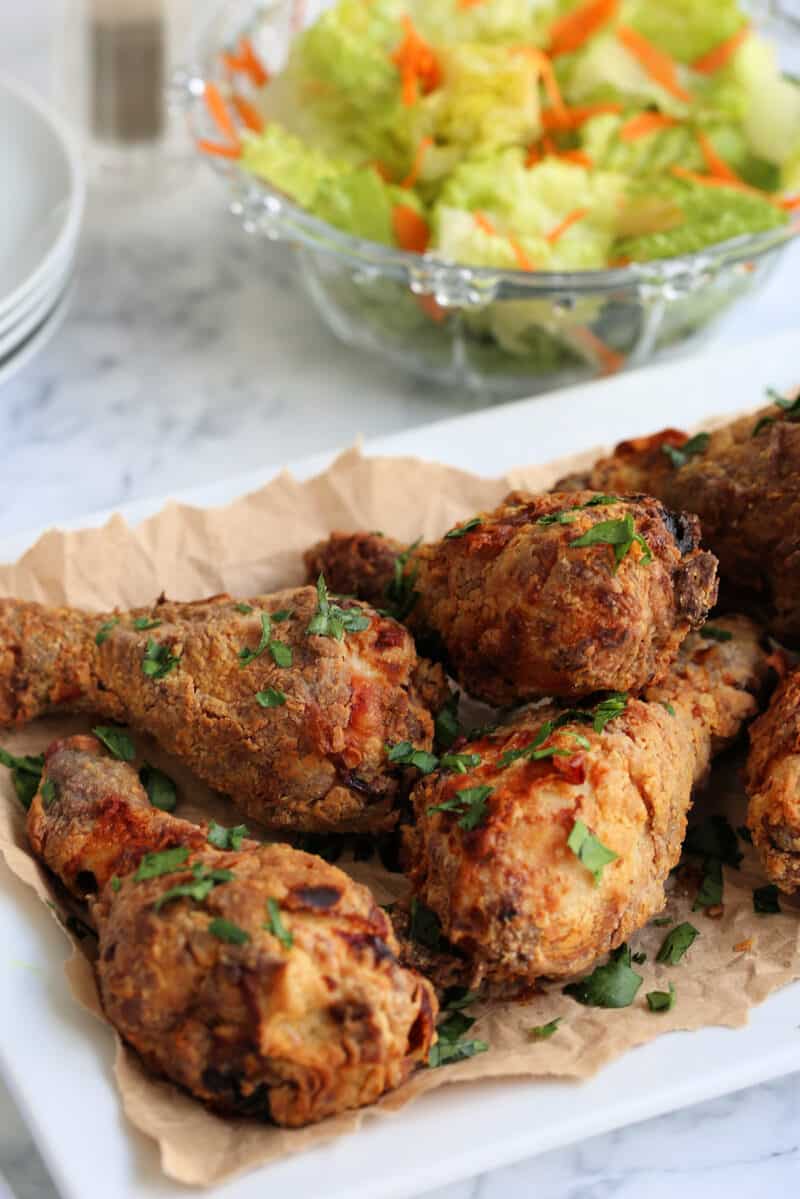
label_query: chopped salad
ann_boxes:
[205,0,800,271]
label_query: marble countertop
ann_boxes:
[3,6,800,1199]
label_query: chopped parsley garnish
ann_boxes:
[500,694,627,767]
[95,618,119,645]
[239,613,296,671]
[139,764,177,812]
[434,692,461,751]
[588,692,629,732]
[235,602,254,614]
[154,862,234,911]
[111,876,121,893]
[441,986,479,1011]
[207,820,249,851]
[693,857,723,910]
[655,922,699,965]
[40,778,58,808]
[499,721,573,767]
[409,897,443,951]
[384,538,421,621]
[272,609,293,623]
[444,517,482,540]
[265,897,293,949]
[752,387,800,435]
[439,751,482,774]
[660,701,676,717]
[753,883,781,914]
[208,917,250,945]
[134,845,190,881]
[662,433,710,469]
[537,494,623,524]
[647,983,676,1013]
[652,916,671,926]
[386,741,439,774]
[0,747,44,810]
[563,944,643,1008]
[567,819,618,884]
[257,688,286,708]
[141,638,181,679]
[702,624,732,643]
[428,1007,488,1068]
[569,515,652,570]
[428,785,492,831]
[529,1017,562,1040]
[132,616,161,631]
[306,574,370,640]
[92,725,135,762]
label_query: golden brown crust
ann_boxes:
[1,588,449,833]
[306,494,718,705]
[564,401,800,644]
[29,737,438,1127]
[745,667,800,892]
[405,616,768,991]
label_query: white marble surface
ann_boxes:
[2,6,800,1199]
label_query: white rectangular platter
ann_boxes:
[1,327,799,1199]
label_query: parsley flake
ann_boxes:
[238,613,272,666]
[384,538,421,621]
[537,494,623,525]
[0,747,45,810]
[95,618,119,645]
[269,640,293,668]
[444,517,482,540]
[207,820,249,851]
[132,616,161,631]
[208,917,250,945]
[307,575,370,640]
[111,876,121,893]
[529,1017,562,1040]
[702,624,733,643]
[428,1008,488,1068]
[139,763,177,812]
[154,862,234,911]
[265,897,293,949]
[235,602,254,614]
[257,688,286,708]
[693,857,723,910]
[656,922,699,964]
[660,701,676,717]
[141,638,181,679]
[409,897,443,951]
[563,944,643,1008]
[135,845,190,881]
[753,883,781,914]
[439,751,482,774]
[272,609,293,622]
[567,819,618,884]
[752,388,800,435]
[569,515,652,570]
[92,725,135,762]
[662,433,710,469]
[647,982,676,1012]
[441,986,479,1011]
[428,785,493,831]
[40,778,58,809]
[386,741,439,775]
[434,693,461,751]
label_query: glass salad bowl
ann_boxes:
[177,0,800,398]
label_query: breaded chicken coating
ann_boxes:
[27,735,437,1126]
[745,666,800,893]
[405,616,768,991]
[557,394,800,644]
[0,586,448,833]
[305,493,718,706]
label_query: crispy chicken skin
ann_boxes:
[405,616,768,991]
[557,397,800,643]
[305,493,718,706]
[27,736,437,1126]
[745,667,800,893]
[0,587,448,833]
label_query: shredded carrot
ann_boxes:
[542,101,622,132]
[416,294,447,322]
[239,37,269,87]
[607,255,632,267]
[391,16,441,107]
[458,0,485,9]
[204,83,240,147]
[778,194,800,212]
[197,139,242,159]
[549,0,619,58]
[231,93,264,133]
[616,25,691,103]
[474,211,497,236]
[670,165,766,199]
[557,149,594,168]
[511,48,567,119]
[392,204,430,253]
[733,938,753,953]
[371,161,394,182]
[572,326,625,375]
[619,111,679,141]
[222,49,247,73]
[696,130,739,183]
[473,213,534,270]
[546,208,588,244]
[509,237,535,270]
[692,24,749,74]
[401,136,433,189]
[542,135,558,156]
[525,145,542,168]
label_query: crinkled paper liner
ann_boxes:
[1,439,799,1187]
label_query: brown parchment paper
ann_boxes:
[2,441,800,1189]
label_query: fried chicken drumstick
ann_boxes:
[556,393,800,644]
[28,734,437,1126]
[745,666,800,893]
[0,586,447,833]
[305,493,718,706]
[405,616,767,992]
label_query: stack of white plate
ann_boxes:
[0,75,85,388]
